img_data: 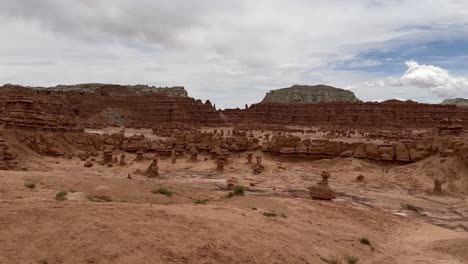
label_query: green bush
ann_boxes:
[24,182,35,189]
[232,185,246,196]
[346,256,359,264]
[359,237,370,246]
[193,199,209,204]
[55,191,68,201]
[152,187,173,197]
[227,185,246,198]
[262,211,287,218]
[263,212,278,217]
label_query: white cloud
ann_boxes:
[393,61,468,98]
[1,1,468,107]
[364,81,385,87]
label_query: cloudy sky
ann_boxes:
[1,0,468,108]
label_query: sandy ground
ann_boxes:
[1,154,467,263]
[1,127,467,263]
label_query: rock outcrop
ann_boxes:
[263,135,432,162]
[0,134,18,170]
[261,85,360,104]
[222,101,465,128]
[0,84,223,128]
[309,171,336,200]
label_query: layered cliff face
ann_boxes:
[441,98,468,107]
[222,101,467,128]
[261,85,360,104]
[0,84,222,128]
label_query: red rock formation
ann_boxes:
[437,117,463,135]
[0,133,18,170]
[263,135,431,162]
[0,95,82,132]
[222,101,463,128]
[0,84,223,128]
[309,171,336,200]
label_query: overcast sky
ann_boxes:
[1,0,468,108]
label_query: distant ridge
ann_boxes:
[441,98,468,107]
[1,83,188,97]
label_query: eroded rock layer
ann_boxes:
[223,101,468,127]
[0,84,223,128]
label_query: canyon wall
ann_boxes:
[0,84,223,128]
[223,101,468,128]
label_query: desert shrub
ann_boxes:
[152,187,173,197]
[24,182,35,189]
[262,212,287,218]
[88,195,112,202]
[193,199,209,204]
[263,212,278,217]
[55,191,68,201]
[227,185,246,198]
[359,237,370,246]
[346,256,359,264]
[232,185,246,196]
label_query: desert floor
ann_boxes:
[1,128,467,264]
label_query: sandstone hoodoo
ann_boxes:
[261,85,361,104]
[309,171,336,200]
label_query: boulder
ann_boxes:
[394,142,410,162]
[365,143,380,160]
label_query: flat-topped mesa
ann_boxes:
[261,85,361,104]
[441,98,468,107]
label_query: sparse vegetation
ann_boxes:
[193,199,209,204]
[88,195,112,202]
[320,255,342,264]
[152,187,173,197]
[24,182,35,189]
[232,185,246,196]
[227,185,246,198]
[55,191,68,201]
[263,212,278,217]
[359,237,371,246]
[262,212,287,218]
[346,256,359,264]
